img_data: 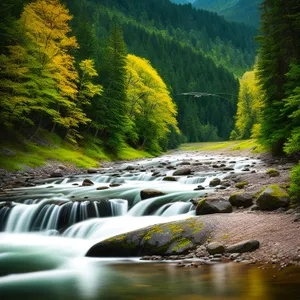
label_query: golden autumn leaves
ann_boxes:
[0,0,178,149]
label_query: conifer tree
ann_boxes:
[98,23,129,153]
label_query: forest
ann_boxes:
[0,0,300,198]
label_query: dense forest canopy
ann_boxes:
[1,0,257,149]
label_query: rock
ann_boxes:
[86,218,212,257]
[163,176,177,182]
[87,168,98,174]
[49,170,63,178]
[256,186,290,210]
[227,240,260,253]
[223,167,235,171]
[109,183,122,188]
[82,179,94,186]
[197,185,205,190]
[196,197,233,215]
[96,186,109,190]
[250,205,259,211]
[173,168,191,176]
[221,181,231,187]
[294,213,300,222]
[207,242,225,255]
[266,169,280,177]
[235,182,249,189]
[140,189,166,200]
[229,193,253,208]
[177,162,191,166]
[125,165,135,171]
[209,178,221,187]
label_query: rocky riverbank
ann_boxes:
[1,145,299,269]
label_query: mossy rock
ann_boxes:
[266,169,280,177]
[256,185,290,210]
[86,218,212,257]
[235,182,249,189]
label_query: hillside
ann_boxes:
[193,0,261,28]
[66,0,256,143]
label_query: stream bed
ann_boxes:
[1,152,300,299]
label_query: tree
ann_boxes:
[126,54,179,153]
[234,68,264,139]
[20,0,90,142]
[257,0,300,154]
[97,23,130,153]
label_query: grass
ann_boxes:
[0,131,153,171]
[116,145,154,161]
[180,139,267,153]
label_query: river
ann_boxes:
[0,152,300,299]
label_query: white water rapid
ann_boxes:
[0,153,261,299]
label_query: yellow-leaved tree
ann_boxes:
[232,67,264,140]
[20,0,91,142]
[126,54,179,153]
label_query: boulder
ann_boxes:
[125,165,135,171]
[87,168,98,174]
[256,186,290,210]
[209,178,221,187]
[206,242,225,255]
[86,218,212,257]
[173,168,191,176]
[163,176,177,182]
[140,189,166,200]
[50,170,63,178]
[229,193,253,208]
[82,179,94,186]
[196,197,233,215]
[227,240,260,253]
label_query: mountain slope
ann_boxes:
[65,0,256,142]
[193,0,261,28]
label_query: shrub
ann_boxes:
[289,163,300,203]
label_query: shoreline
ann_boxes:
[1,145,300,268]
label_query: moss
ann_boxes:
[171,238,192,252]
[266,169,280,177]
[106,234,127,243]
[144,225,164,241]
[235,181,249,189]
[256,184,289,198]
[222,234,229,239]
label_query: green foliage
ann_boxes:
[257,1,300,155]
[289,163,300,203]
[96,23,130,154]
[233,67,264,140]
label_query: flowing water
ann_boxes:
[1,153,300,299]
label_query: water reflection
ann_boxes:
[1,260,299,300]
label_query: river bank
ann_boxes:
[1,143,299,269]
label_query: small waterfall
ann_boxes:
[178,177,206,184]
[109,199,128,216]
[155,202,192,216]
[2,199,129,233]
